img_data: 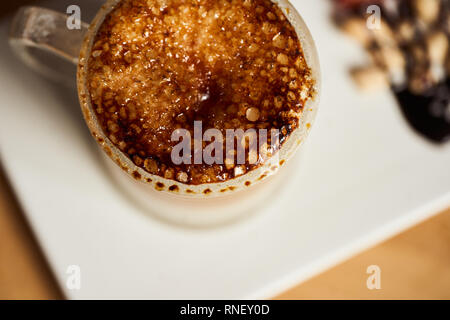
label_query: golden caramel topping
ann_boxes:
[88,0,314,185]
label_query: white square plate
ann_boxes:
[1,0,449,299]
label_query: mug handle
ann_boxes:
[9,6,89,79]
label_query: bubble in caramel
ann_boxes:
[87,0,315,185]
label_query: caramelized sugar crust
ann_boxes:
[88,0,314,185]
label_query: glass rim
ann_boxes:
[77,0,321,198]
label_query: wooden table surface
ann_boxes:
[0,164,449,300]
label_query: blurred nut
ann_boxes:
[427,32,449,65]
[397,21,416,43]
[430,64,446,83]
[445,11,450,34]
[427,32,449,82]
[351,66,389,92]
[410,44,428,66]
[446,55,450,76]
[372,20,396,47]
[413,0,440,24]
[372,46,406,85]
[408,69,435,94]
[341,18,372,46]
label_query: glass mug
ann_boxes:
[9,0,320,226]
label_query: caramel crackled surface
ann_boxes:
[87,0,314,185]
